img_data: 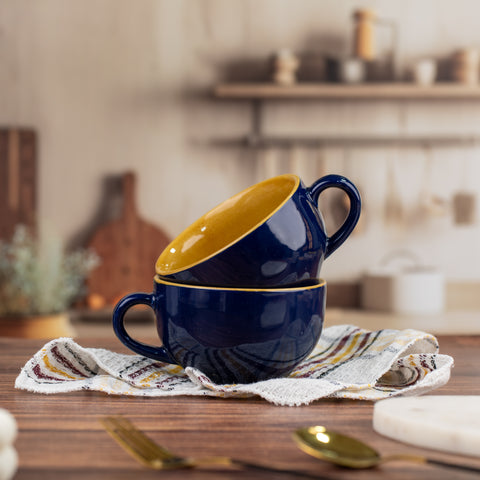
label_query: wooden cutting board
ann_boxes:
[0,128,37,240]
[373,396,480,457]
[86,172,170,308]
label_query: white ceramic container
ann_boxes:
[361,264,445,315]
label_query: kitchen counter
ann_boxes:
[71,308,480,340]
[326,308,480,335]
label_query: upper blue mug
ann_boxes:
[156,173,361,287]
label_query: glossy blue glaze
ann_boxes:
[157,174,361,287]
[113,277,326,384]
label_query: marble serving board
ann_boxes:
[373,396,480,457]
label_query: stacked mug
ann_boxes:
[113,174,361,384]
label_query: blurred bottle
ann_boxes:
[272,49,300,85]
[452,48,479,84]
[353,9,376,61]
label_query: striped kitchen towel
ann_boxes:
[15,325,453,406]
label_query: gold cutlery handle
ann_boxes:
[186,456,331,479]
[427,458,480,474]
[383,454,480,474]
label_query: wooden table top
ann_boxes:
[1,334,480,480]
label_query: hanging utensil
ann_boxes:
[343,148,365,235]
[418,145,448,219]
[288,143,306,178]
[255,145,279,181]
[322,150,348,235]
[452,149,477,225]
[384,148,405,229]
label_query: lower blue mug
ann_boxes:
[113,276,326,384]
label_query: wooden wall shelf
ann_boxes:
[213,82,480,148]
[214,82,480,100]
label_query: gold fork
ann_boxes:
[101,415,330,479]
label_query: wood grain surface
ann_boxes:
[1,335,479,480]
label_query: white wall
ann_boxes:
[1,0,480,281]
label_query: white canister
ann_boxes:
[412,58,437,85]
[361,256,445,314]
[338,58,366,84]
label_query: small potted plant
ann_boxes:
[0,225,99,338]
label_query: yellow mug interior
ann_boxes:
[156,174,300,275]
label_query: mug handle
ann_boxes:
[112,292,177,364]
[308,174,362,259]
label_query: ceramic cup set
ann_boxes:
[113,174,361,384]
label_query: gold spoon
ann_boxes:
[293,426,480,474]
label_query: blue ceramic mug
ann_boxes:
[113,276,326,384]
[156,174,360,287]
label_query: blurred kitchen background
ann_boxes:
[2,0,480,337]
